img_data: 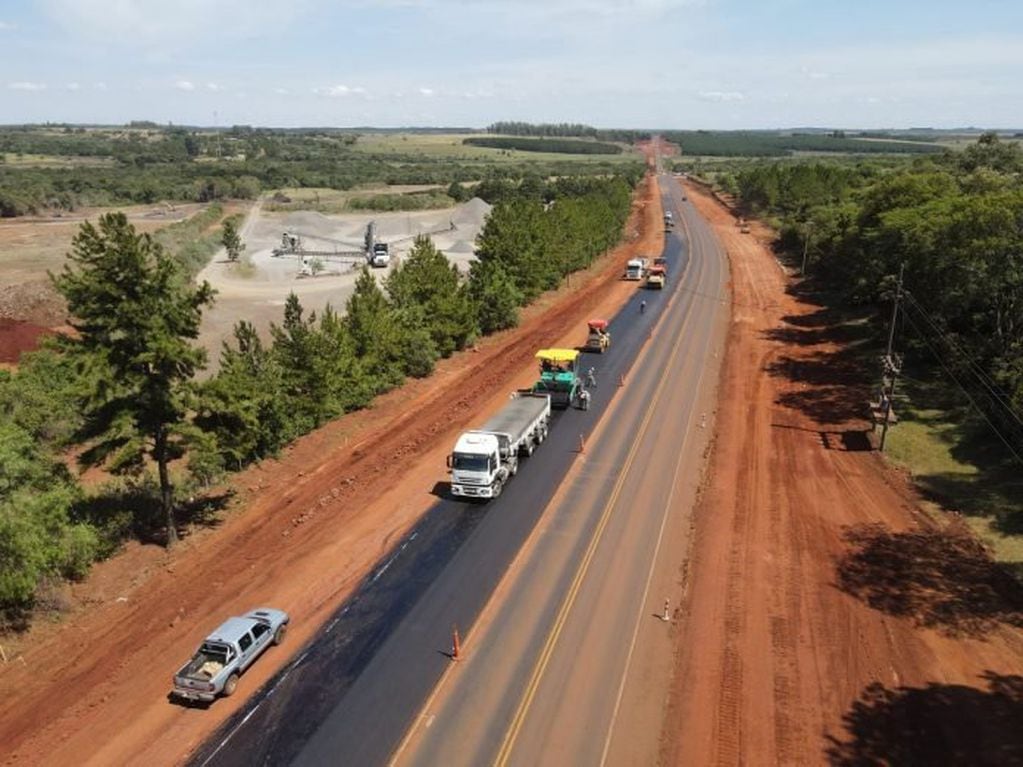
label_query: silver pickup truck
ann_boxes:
[171,608,289,703]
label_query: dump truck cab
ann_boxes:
[584,318,611,354]
[646,265,666,289]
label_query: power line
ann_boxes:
[902,290,1017,419]
[901,310,1023,466]
[902,290,1023,430]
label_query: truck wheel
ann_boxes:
[273,625,288,646]
[493,480,503,498]
[525,441,535,457]
[223,673,239,698]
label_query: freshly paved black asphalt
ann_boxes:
[190,178,688,767]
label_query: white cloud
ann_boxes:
[206,82,223,92]
[698,90,744,102]
[0,20,15,30]
[66,82,81,91]
[314,84,366,97]
[368,0,704,15]
[40,0,309,49]
[274,87,290,95]
[9,82,47,91]
[93,82,108,90]
[174,80,195,91]
[419,87,435,97]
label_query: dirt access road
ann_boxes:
[661,183,1023,764]
[0,169,662,765]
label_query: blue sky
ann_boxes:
[1,0,1020,128]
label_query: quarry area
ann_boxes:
[0,197,492,369]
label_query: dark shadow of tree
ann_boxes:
[765,345,874,426]
[760,284,878,427]
[770,422,873,452]
[827,672,1023,765]
[74,484,232,549]
[835,522,1023,638]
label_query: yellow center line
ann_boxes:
[493,184,705,767]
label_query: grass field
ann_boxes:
[264,184,453,214]
[351,132,642,164]
[2,153,115,167]
[885,373,1023,580]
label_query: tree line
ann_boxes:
[485,123,653,145]
[0,173,639,621]
[464,136,623,155]
[661,130,944,157]
[733,133,1023,452]
[487,122,602,138]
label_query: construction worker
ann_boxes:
[586,367,597,388]
[640,300,647,315]
[579,388,591,411]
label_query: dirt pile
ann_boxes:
[0,319,53,363]
[0,280,67,326]
[450,197,491,228]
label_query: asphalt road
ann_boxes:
[390,175,729,766]
[190,174,707,767]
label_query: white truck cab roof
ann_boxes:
[454,431,499,455]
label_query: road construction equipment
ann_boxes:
[533,348,584,409]
[584,318,611,354]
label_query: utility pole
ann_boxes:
[800,220,814,276]
[879,263,905,452]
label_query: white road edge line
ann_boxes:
[199,700,264,767]
[599,183,723,766]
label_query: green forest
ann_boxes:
[0,172,638,623]
[661,130,945,157]
[728,134,1023,461]
[463,136,623,155]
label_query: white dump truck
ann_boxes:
[625,257,648,281]
[448,392,551,499]
[369,242,391,267]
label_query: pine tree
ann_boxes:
[221,218,244,262]
[345,268,410,390]
[386,236,477,357]
[53,213,215,546]
[468,259,522,334]
[197,321,291,469]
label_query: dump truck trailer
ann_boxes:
[448,392,551,499]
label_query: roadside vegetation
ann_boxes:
[0,171,639,625]
[723,133,1023,561]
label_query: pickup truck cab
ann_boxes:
[171,608,289,703]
